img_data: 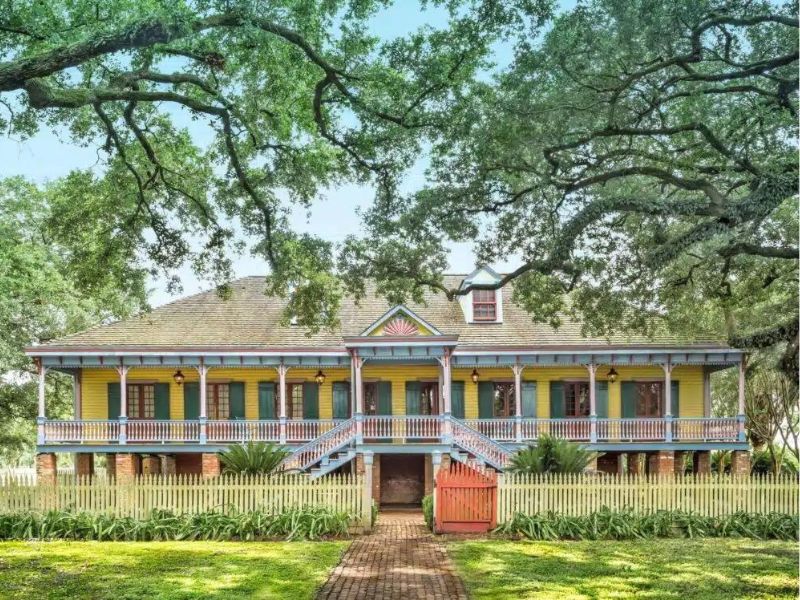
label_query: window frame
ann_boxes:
[564,381,591,418]
[126,383,155,420]
[472,289,497,322]
[492,382,516,417]
[286,382,306,420]
[363,382,378,415]
[206,382,230,420]
[419,382,440,415]
[634,381,664,417]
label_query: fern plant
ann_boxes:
[219,442,289,475]
[509,435,599,474]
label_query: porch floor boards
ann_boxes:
[316,511,467,600]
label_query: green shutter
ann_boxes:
[596,381,609,418]
[107,383,121,420]
[521,381,537,417]
[621,382,636,418]
[549,382,565,418]
[451,381,465,419]
[258,382,276,419]
[229,382,245,420]
[377,381,392,415]
[183,382,200,420]
[478,382,494,418]
[332,382,350,419]
[405,382,421,415]
[671,380,680,416]
[303,383,319,419]
[154,383,170,420]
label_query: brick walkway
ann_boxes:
[316,510,468,600]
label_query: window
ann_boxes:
[493,383,516,417]
[472,289,497,321]
[287,383,305,419]
[127,383,155,419]
[420,383,439,415]
[635,382,663,417]
[363,382,378,415]
[564,382,591,417]
[207,383,230,420]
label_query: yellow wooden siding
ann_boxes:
[80,367,345,420]
[80,364,705,419]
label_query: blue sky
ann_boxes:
[0,2,570,306]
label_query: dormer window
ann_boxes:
[472,289,497,321]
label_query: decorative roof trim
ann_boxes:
[359,304,443,337]
[343,335,459,348]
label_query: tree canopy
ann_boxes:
[1,0,797,380]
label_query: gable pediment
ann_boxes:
[361,305,442,337]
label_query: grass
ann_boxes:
[450,538,799,599]
[0,540,348,599]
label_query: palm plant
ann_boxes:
[218,442,289,475]
[509,435,599,474]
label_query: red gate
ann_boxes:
[435,461,497,533]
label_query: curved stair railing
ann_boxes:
[450,417,512,470]
[282,418,357,472]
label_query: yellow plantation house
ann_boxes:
[28,267,750,502]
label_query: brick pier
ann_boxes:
[317,510,467,600]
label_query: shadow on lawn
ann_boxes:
[453,540,798,600]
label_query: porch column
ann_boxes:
[361,451,374,532]
[36,360,46,444]
[198,361,209,444]
[116,365,129,445]
[353,352,364,443]
[512,363,524,443]
[440,351,452,443]
[737,358,746,442]
[587,363,597,443]
[662,360,673,442]
[278,363,289,444]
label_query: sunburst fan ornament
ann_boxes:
[383,317,419,336]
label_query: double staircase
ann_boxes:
[281,416,514,478]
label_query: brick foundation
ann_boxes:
[694,451,711,474]
[730,450,751,477]
[75,453,94,479]
[627,452,644,475]
[648,450,675,475]
[142,455,160,476]
[440,453,451,472]
[160,455,177,476]
[201,453,221,478]
[674,451,688,475]
[597,453,624,475]
[116,453,140,482]
[36,453,57,486]
[105,453,117,479]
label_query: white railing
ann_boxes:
[206,420,281,443]
[463,419,516,441]
[595,418,666,441]
[451,418,511,469]
[127,420,200,443]
[362,415,442,439]
[285,419,337,441]
[673,417,738,442]
[42,420,120,444]
[283,419,357,472]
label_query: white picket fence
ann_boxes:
[0,472,364,521]
[497,473,800,522]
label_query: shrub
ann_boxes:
[0,507,355,542]
[509,435,600,474]
[219,442,289,475]
[494,509,798,541]
[422,495,434,531]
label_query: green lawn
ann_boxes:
[450,539,799,600]
[0,541,348,599]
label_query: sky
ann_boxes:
[0,2,570,307]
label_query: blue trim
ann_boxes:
[359,443,453,454]
[506,442,749,452]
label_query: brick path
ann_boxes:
[316,510,468,599]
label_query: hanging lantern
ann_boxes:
[315,369,326,385]
[607,367,618,383]
[471,368,480,384]
[173,370,185,385]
